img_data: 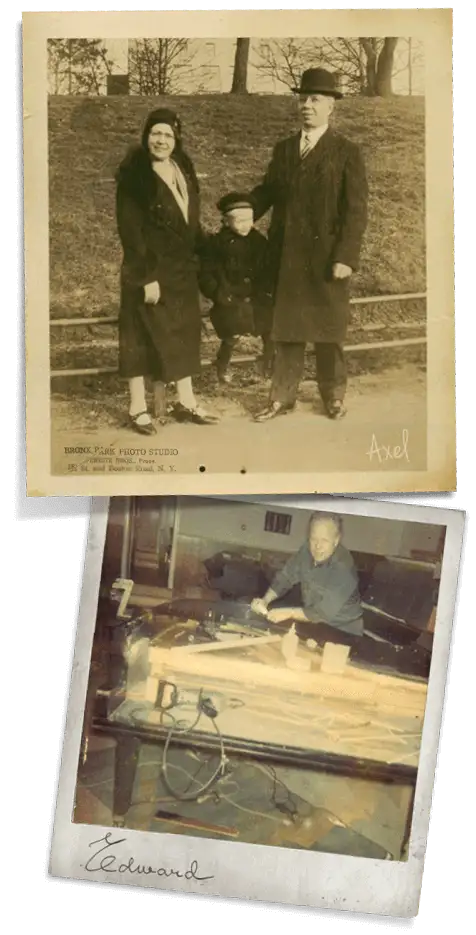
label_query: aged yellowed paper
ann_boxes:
[24,9,454,495]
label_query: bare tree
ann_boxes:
[391,38,425,95]
[255,37,403,96]
[47,39,113,94]
[359,37,398,96]
[128,39,202,94]
[254,38,317,92]
[231,38,250,93]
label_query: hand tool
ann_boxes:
[154,809,239,838]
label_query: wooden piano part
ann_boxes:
[147,640,427,718]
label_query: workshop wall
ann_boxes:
[100,497,444,597]
[176,499,442,559]
[172,500,444,594]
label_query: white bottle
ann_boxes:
[281,622,299,662]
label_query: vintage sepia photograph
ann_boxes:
[49,494,464,914]
[24,10,454,495]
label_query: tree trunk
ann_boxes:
[376,37,398,97]
[67,39,73,95]
[231,38,250,93]
[158,39,166,94]
[360,38,378,95]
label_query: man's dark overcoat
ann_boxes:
[250,128,368,344]
[116,145,202,383]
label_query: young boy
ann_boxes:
[199,192,274,384]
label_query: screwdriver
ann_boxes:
[154,809,239,838]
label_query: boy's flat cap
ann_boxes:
[217,191,254,214]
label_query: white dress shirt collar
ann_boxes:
[300,123,329,153]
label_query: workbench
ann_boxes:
[90,600,428,857]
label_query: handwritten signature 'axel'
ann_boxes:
[83,832,214,881]
[366,429,410,463]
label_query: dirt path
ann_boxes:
[51,364,426,478]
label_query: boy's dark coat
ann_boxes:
[199,226,273,340]
[116,145,202,382]
[250,128,368,344]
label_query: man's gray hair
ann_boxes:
[307,511,343,538]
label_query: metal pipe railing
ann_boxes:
[49,291,426,379]
[49,291,427,329]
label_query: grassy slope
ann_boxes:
[49,94,425,321]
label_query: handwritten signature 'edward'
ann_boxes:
[83,832,214,882]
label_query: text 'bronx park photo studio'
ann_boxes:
[24,11,454,494]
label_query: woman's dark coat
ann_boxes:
[198,226,273,340]
[116,145,202,383]
[250,128,368,344]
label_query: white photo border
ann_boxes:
[49,494,464,917]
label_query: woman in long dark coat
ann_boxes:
[116,107,219,434]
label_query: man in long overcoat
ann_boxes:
[251,68,368,421]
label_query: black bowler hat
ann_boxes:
[292,67,343,99]
[217,191,254,215]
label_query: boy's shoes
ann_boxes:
[254,401,295,422]
[217,371,232,385]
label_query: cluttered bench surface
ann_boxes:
[94,598,428,776]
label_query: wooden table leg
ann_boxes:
[112,734,141,827]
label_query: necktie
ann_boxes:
[300,132,313,159]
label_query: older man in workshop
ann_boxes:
[251,512,364,636]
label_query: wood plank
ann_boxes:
[149,643,426,704]
[149,652,426,717]
[167,633,282,656]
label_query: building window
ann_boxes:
[264,511,292,535]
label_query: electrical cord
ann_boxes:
[254,762,299,821]
[128,690,297,819]
[123,693,297,814]
[216,789,284,824]
[152,768,285,825]
[160,689,229,802]
[117,685,298,823]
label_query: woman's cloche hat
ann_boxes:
[293,67,343,99]
[141,108,182,149]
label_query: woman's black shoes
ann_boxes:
[129,411,157,435]
[173,402,220,425]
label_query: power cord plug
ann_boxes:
[199,695,219,719]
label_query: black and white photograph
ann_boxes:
[49,494,464,915]
[23,9,454,495]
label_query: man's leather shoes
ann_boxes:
[325,400,347,420]
[254,401,295,423]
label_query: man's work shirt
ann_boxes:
[271,542,363,636]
